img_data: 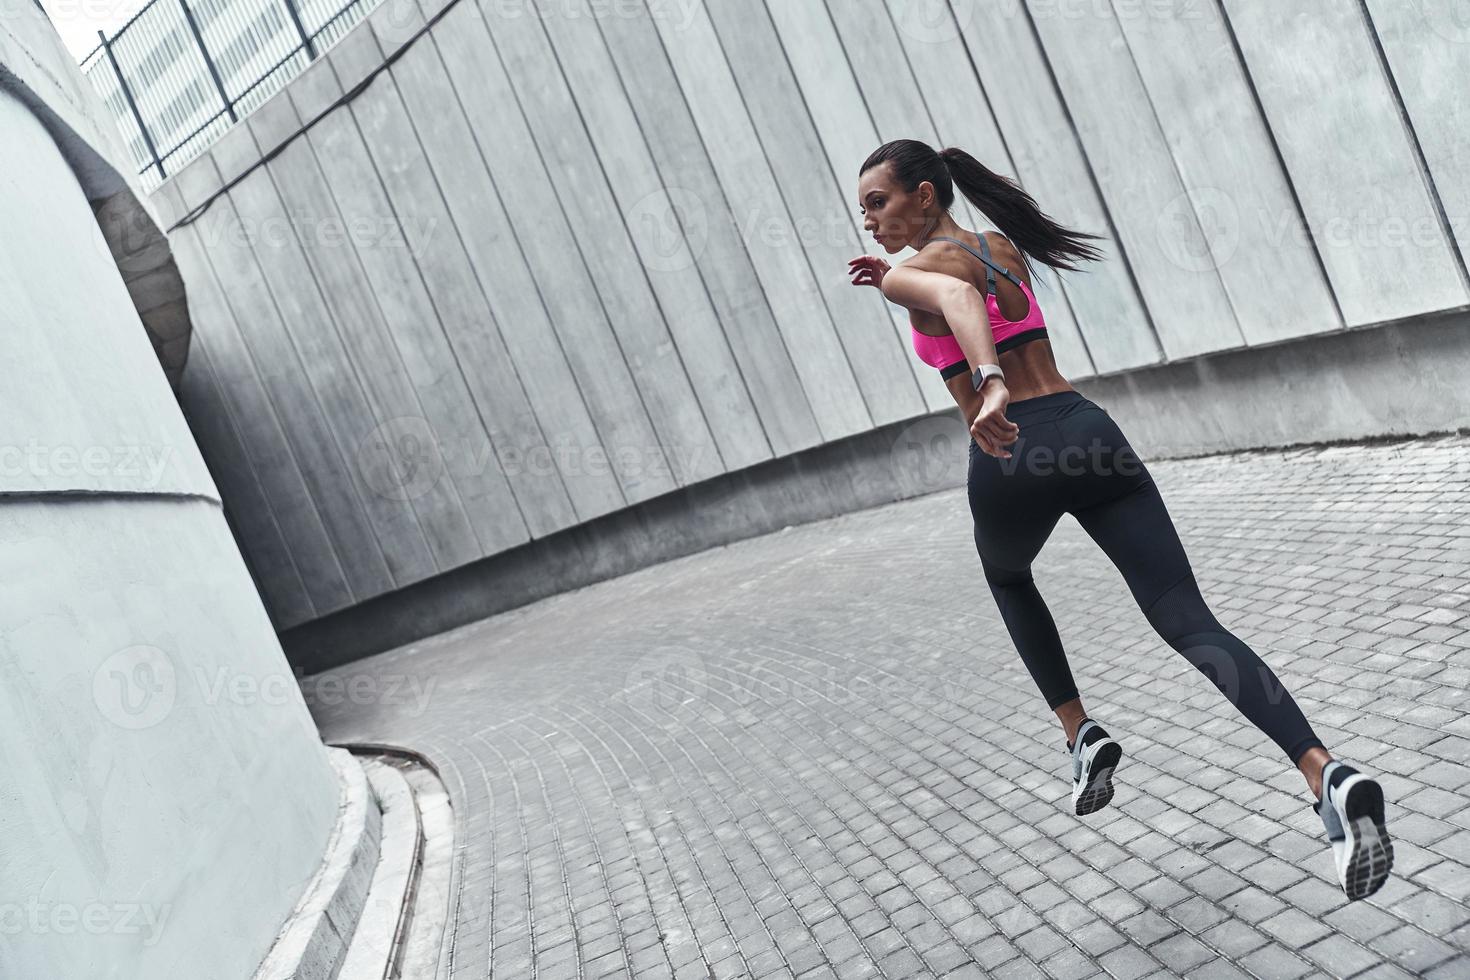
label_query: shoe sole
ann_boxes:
[1335,775,1394,901]
[1073,739,1122,816]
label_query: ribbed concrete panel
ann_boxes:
[1223,0,1469,325]
[644,0,871,442]
[952,3,1157,375]
[477,2,720,495]
[1028,1,1241,361]
[1112,0,1342,346]
[292,111,482,575]
[347,74,533,555]
[175,337,315,626]
[535,0,773,475]
[169,210,353,615]
[1364,0,1470,278]
[243,144,439,589]
[154,0,1470,633]
[212,169,397,603]
[427,4,679,507]
[705,0,926,430]
[775,0,954,416]
[586,1,824,458]
[384,33,622,521]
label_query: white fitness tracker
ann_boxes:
[971,362,1005,392]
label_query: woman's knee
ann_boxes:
[1140,572,1219,643]
[978,549,1033,590]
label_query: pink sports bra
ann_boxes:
[909,233,1048,381]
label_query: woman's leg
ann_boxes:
[1064,437,1330,793]
[969,439,1089,743]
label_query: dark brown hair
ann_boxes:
[861,139,1105,273]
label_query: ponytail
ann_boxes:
[940,146,1104,272]
[861,139,1105,273]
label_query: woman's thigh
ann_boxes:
[1050,400,1155,514]
[967,430,1067,575]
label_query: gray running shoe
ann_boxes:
[1069,718,1122,815]
[1313,759,1394,901]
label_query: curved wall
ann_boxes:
[150,0,1470,637]
[0,34,339,980]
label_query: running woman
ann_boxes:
[848,139,1393,901]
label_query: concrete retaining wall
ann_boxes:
[0,15,341,978]
[151,0,1470,642]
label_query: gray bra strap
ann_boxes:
[925,234,1025,295]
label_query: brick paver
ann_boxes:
[307,431,1470,979]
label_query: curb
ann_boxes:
[252,745,383,980]
[336,744,456,979]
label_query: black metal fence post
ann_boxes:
[179,0,236,123]
[283,0,317,60]
[98,29,166,182]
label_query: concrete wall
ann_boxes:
[150,0,1470,640]
[0,18,340,979]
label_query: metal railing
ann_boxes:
[78,0,377,190]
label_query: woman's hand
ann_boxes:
[970,381,1020,458]
[848,254,890,289]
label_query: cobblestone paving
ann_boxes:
[308,432,1470,980]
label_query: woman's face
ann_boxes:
[857,162,934,254]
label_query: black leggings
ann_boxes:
[967,389,1326,766]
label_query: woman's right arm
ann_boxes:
[881,266,1020,457]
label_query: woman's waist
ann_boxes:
[1002,387,1098,424]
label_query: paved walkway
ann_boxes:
[308,431,1470,980]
